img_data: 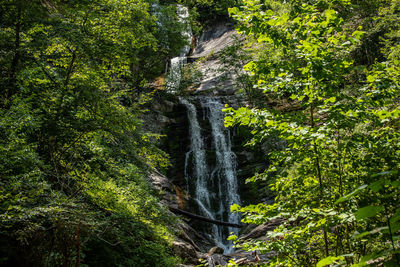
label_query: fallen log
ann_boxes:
[169,206,243,228]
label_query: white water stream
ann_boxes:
[180,97,240,253]
[166,5,192,92]
[202,98,241,242]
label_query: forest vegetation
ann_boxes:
[1,0,399,266]
[0,0,188,265]
[225,0,400,266]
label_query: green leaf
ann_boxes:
[371,170,397,177]
[317,256,344,267]
[369,179,389,193]
[324,96,336,104]
[335,184,367,204]
[392,180,400,188]
[354,227,388,239]
[230,203,241,212]
[325,9,336,21]
[390,221,400,233]
[355,206,384,221]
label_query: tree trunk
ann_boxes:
[168,206,243,228]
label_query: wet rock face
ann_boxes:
[193,23,235,58]
[141,97,176,134]
[190,23,240,95]
[161,102,190,188]
[179,221,213,252]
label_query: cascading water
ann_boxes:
[180,97,240,253]
[201,98,241,243]
[179,98,211,208]
[179,98,222,249]
[166,5,192,92]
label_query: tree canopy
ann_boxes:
[0,0,187,265]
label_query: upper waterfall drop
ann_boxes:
[166,5,192,92]
[176,5,192,56]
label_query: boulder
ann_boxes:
[172,238,199,265]
[148,171,178,208]
[241,219,285,240]
[208,246,224,255]
[206,254,228,267]
[179,221,213,252]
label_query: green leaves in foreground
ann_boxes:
[355,206,385,221]
[316,256,345,267]
[0,0,186,266]
[335,184,368,204]
[227,0,400,266]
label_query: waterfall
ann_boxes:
[176,5,192,56]
[201,98,241,243]
[166,5,192,92]
[180,97,240,253]
[179,98,211,209]
[179,98,222,248]
[167,57,187,92]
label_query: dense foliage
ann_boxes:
[180,0,241,29]
[226,0,400,266]
[0,0,187,266]
[2,0,400,265]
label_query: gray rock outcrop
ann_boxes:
[190,23,241,95]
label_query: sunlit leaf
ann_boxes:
[355,206,384,221]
